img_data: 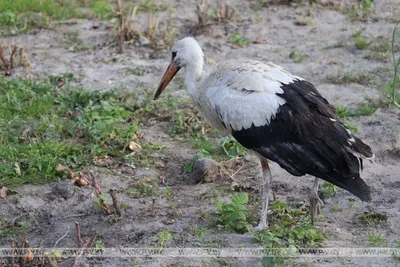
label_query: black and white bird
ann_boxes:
[154,37,374,229]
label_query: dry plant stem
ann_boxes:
[18,235,29,267]
[75,222,83,248]
[126,6,138,34]
[116,0,125,53]
[10,239,15,267]
[109,189,122,217]
[9,46,17,70]
[72,234,97,267]
[53,225,70,248]
[90,171,102,194]
[392,21,400,107]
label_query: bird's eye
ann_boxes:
[172,51,177,60]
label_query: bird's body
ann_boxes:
[154,37,374,228]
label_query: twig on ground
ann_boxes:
[75,222,82,248]
[109,189,122,217]
[115,0,125,53]
[10,239,15,267]
[53,225,70,248]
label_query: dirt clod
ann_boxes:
[191,158,221,183]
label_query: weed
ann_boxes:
[358,212,387,225]
[0,43,31,76]
[0,222,27,245]
[138,0,167,12]
[289,51,308,63]
[153,231,173,249]
[162,186,173,200]
[364,36,390,62]
[252,201,324,257]
[189,225,208,238]
[229,33,251,48]
[368,233,386,247]
[331,203,344,212]
[215,193,251,233]
[62,30,90,52]
[321,181,337,198]
[344,1,374,21]
[326,70,375,86]
[218,137,247,159]
[354,30,370,50]
[193,0,234,34]
[335,100,378,119]
[126,176,159,198]
[126,67,146,76]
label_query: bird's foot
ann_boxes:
[253,222,268,231]
[309,191,323,224]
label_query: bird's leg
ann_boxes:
[254,158,271,230]
[309,177,323,224]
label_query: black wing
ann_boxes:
[232,79,373,201]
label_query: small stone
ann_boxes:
[190,158,220,184]
[138,35,150,46]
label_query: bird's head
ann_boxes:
[154,37,204,100]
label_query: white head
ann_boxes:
[154,37,204,99]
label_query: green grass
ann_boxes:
[0,0,87,34]
[91,0,114,19]
[335,100,378,119]
[229,33,252,47]
[0,75,165,187]
[326,70,375,86]
[353,30,370,50]
[358,212,387,225]
[289,51,308,63]
[0,0,118,34]
[368,233,386,247]
[331,203,344,212]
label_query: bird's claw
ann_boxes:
[253,222,268,231]
[309,192,323,224]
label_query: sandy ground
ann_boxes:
[1,0,400,266]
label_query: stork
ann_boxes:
[154,37,374,229]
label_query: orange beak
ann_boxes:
[154,62,181,100]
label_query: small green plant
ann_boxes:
[289,51,308,63]
[354,30,370,50]
[321,181,337,198]
[358,212,387,225]
[189,225,208,238]
[215,193,251,233]
[368,233,386,247]
[331,203,344,212]
[153,231,173,249]
[162,186,173,200]
[361,0,373,9]
[218,137,247,159]
[126,176,159,198]
[229,33,251,47]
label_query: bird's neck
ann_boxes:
[184,60,204,98]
